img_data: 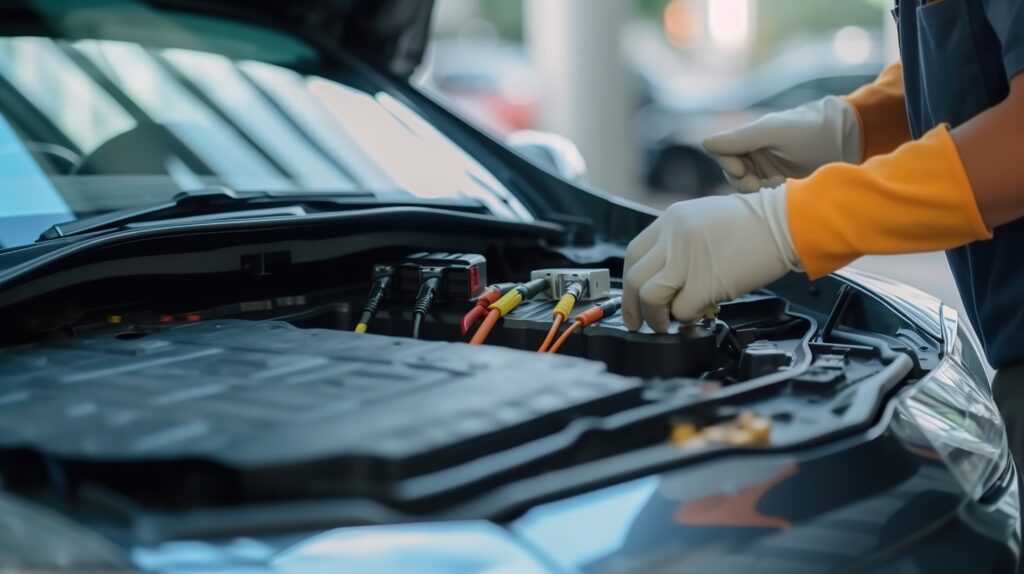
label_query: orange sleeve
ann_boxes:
[787,125,992,279]
[841,63,912,162]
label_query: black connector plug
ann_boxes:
[411,277,440,339]
[355,273,392,334]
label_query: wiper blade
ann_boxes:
[39,187,261,240]
[37,187,486,241]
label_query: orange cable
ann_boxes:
[547,321,582,354]
[469,308,502,345]
[537,314,564,353]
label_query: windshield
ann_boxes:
[0,3,531,248]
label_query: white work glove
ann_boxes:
[702,96,861,193]
[622,185,801,332]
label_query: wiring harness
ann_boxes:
[469,278,549,345]
[460,283,517,336]
[548,297,623,354]
[537,281,585,352]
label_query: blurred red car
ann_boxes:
[418,38,539,135]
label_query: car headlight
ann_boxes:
[893,307,1010,500]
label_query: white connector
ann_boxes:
[530,268,611,301]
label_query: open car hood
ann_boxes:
[11,0,435,77]
[164,0,434,76]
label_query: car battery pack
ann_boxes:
[366,292,721,379]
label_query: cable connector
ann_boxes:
[548,297,622,354]
[411,277,440,339]
[471,278,549,345]
[460,283,516,335]
[552,282,585,320]
[489,290,525,317]
[576,297,623,327]
[488,278,547,317]
[539,282,586,352]
[530,268,611,301]
[354,269,392,334]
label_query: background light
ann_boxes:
[708,0,751,50]
[833,25,872,65]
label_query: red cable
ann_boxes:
[469,308,502,345]
[460,306,490,336]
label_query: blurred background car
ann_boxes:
[638,34,884,196]
[418,37,540,135]
[426,0,893,198]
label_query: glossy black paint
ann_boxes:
[513,404,1019,573]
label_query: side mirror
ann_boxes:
[507,130,587,184]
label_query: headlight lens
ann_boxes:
[895,307,1009,500]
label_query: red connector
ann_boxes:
[460,283,515,336]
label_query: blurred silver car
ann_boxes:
[639,38,884,196]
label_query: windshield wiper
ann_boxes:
[37,187,487,241]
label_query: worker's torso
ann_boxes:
[896,0,1024,368]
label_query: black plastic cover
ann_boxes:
[0,320,643,507]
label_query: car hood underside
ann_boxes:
[5,0,435,77]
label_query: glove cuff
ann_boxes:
[842,63,912,162]
[787,125,992,280]
[751,185,803,273]
[821,95,863,166]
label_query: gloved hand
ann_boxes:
[622,186,801,332]
[702,96,861,193]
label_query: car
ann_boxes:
[638,38,885,196]
[417,38,541,136]
[0,1,1017,573]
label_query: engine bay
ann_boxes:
[0,246,934,540]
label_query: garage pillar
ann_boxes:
[524,0,639,200]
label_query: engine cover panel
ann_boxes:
[0,320,643,507]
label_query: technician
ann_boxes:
[623,0,1024,469]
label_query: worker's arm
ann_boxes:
[955,72,1024,227]
[623,73,1024,331]
[842,63,912,161]
[625,0,1024,331]
[790,72,1024,278]
[701,63,910,193]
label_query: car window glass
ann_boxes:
[75,39,291,191]
[0,38,136,154]
[0,25,530,249]
[238,60,393,190]
[0,114,73,247]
